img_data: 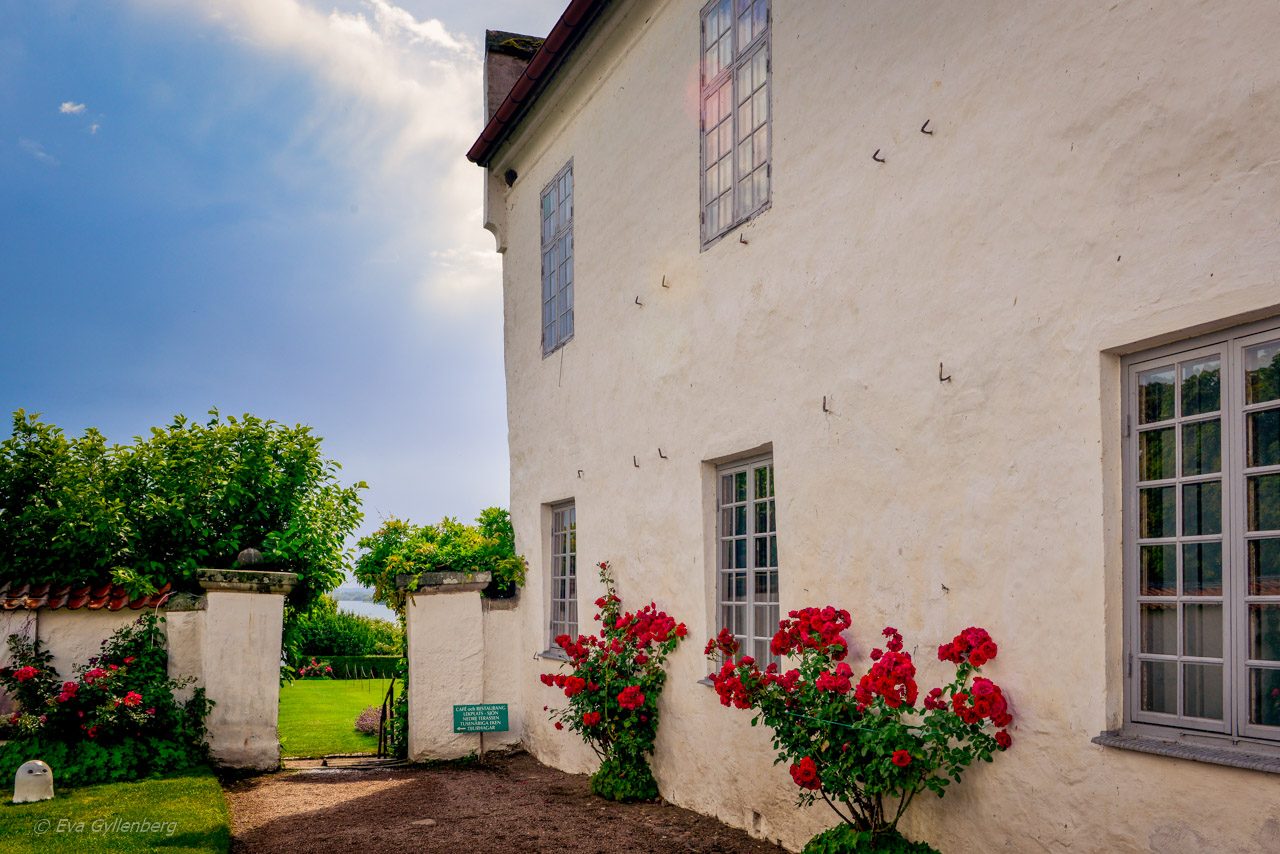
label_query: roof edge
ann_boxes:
[467,0,610,166]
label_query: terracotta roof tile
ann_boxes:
[0,581,172,611]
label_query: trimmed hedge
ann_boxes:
[322,655,402,679]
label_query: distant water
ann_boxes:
[336,599,397,623]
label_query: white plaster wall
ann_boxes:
[481,601,525,750]
[485,1,1280,851]
[37,610,144,680]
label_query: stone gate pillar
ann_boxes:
[197,569,296,770]
[401,571,490,760]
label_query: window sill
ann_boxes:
[696,677,714,688]
[1093,730,1280,775]
[535,649,570,663]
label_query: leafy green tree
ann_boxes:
[0,409,365,609]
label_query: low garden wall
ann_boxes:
[0,569,294,771]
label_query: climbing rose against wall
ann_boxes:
[708,611,1014,852]
[539,561,688,802]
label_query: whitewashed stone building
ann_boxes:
[456,2,1280,850]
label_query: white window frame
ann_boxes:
[540,160,574,356]
[716,455,778,666]
[1122,316,1280,754]
[699,0,771,247]
[548,501,577,648]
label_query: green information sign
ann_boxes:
[453,703,509,733]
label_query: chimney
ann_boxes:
[484,30,544,122]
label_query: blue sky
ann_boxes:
[0,0,562,535]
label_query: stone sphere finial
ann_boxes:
[235,547,264,567]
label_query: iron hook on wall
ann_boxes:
[939,362,952,383]
[635,296,644,307]
[921,119,933,135]
[658,448,668,459]
[873,149,886,163]
[633,455,640,468]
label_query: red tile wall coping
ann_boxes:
[0,582,173,611]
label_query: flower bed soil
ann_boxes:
[223,750,784,853]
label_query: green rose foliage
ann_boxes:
[708,613,1013,851]
[0,614,212,787]
[0,409,365,609]
[540,561,689,802]
[353,509,527,613]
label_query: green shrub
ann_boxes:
[0,614,211,787]
[354,509,526,613]
[323,655,402,679]
[803,825,940,854]
[0,409,365,609]
[292,596,402,657]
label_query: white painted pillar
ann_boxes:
[403,571,490,761]
[197,569,296,771]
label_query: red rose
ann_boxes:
[891,750,912,767]
[995,730,1012,749]
[617,685,645,710]
[675,623,688,638]
[554,721,564,730]
[123,656,136,664]
[13,666,38,682]
[123,691,143,707]
[789,756,820,790]
[582,711,601,727]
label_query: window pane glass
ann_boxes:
[755,501,768,534]
[1182,542,1222,595]
[1138,428,1175,481]
[1140,603,1177,654]
[1140,486,1176,538]
[1250,537,1280,595]
[1180,357,1220,416]
[1245,340,1280,404]
[720,474,734,505]
[1249,668,1280,727]
[1138,366,1175,424]
[1182,481,1222,536]
[1181,420,1221,476]
[734,505,747,536]
[1248,474,1280,531]
[1141,544,1177,595]
[734,538,747,569]
[1247,409,1280,468]
[1182,662,1223,720]
[754,536,769,569]
[1140,659,1177,714]
[1250,604,1280,661]
[1183,603,1223,658]
[755,465,769,500]
[735,471,747,501]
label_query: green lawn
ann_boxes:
[0,768,229,853]
[277,678,396,758]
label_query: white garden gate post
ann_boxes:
[401,571,490,761]
[197,569,297,770]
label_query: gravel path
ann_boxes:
[223,751,785,853]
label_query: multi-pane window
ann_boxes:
[717,457,778,665]
[700,0,770,245]
[549,502,577,645]
[540,161,573,355]
[1125,319,1280,744]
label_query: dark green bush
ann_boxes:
[0,614,211,787]
[802,825,941,854]
[291,596,402,657]
[0,409,365,609]
[323,655,402,679]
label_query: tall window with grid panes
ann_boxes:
[1125,318,1280,747]
[540,161,573,355]
[549,502,577,647]
[700,0,770,245]
[717,457,778,665]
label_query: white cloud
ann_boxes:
[89,123,101,135]
[59,101,86,114]
[19,138,58,166]
[129,0,494,316]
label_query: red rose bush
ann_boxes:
[541,561,688,801]
[707,611,1014,852]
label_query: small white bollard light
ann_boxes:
[13,760,54,803]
